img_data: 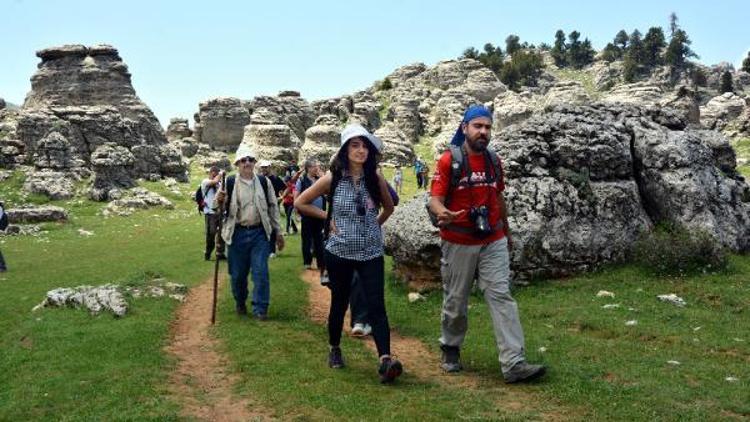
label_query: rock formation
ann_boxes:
[0,44,188,200]
[193,97,250,151]
[385,103,750,286]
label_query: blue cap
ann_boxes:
[450,105,493,147]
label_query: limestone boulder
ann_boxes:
[700,92,747,130]
[373,123,414,166]
[6,205,68,223]
[241,124,297,167]
[300,124,340,166]
[194,97,250,150]
[166,117,192,141]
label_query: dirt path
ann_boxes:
[302,269,574,420]
[165,275,271,421]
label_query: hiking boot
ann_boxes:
[351,323,365,337]
[320,273,330,287]
[253,313,268,321]
[361,324,372,336]
[378,357,403,384]
[268,253,276,259]
[204,253,211,261]
[216,253,227,261]
[236,303,248,317]
[503,361,546,384]
[328,346,345,369]
[440,345,463,373]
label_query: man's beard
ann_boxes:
[466,135,489,152]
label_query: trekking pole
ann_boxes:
[211,172,226,325]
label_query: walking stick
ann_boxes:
[211,172,226,325]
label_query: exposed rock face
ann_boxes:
[700,92,747,131]
[299,122,340,166]
[241,124,296,167]
[9,44,188,200]
[194,97,250,150]
[386,103,750,284]
[541,81,591,108]
[165,117,192,141]
[374,123,414,166]
[383,193,440,290]
[602,82,664,105]
[6,205,68,223]
[492,91,534,131]
[246,92,315,144]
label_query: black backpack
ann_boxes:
[194,184,215,214]
[426,145,503,227]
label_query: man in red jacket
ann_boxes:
[428,105,545,383]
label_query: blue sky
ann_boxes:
[2,0,749,126]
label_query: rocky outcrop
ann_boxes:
[8,44,188,200]
[299,121,340,166]
[165,117,192,141]
[374,123,414,166]
[241,124,296,167]
[385,103,750,285]
[245,91,316,144]
[6,205,68,223]
[700,92,747,131]
[602,82,664,105]
[193,97,250,150]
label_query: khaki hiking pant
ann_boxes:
[439,237,525,373]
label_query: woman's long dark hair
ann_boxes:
[330,137,382,207]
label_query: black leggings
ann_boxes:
[325,252,390,356]
[283,203,298,234]
[301,217,325,270]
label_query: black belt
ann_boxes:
[444,221,504,234]
[235,223,263,230]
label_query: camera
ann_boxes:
[470,205,492,237]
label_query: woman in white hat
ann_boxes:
[295,124,402,383]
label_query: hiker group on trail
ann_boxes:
[202,106,546,384]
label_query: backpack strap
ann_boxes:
[256,174,274,207]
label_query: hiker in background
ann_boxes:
[428,104,546,383]
[0,201,7,272]
[420,164,430,189]
[215,145,284,320]
[295,123,402,383]
[294,159,327,282]
[201,166,226,261]
[414,157,425,189]
[392,165,403,195]
[279,174,299,235]
[259,160,286,258]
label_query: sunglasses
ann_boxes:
[355,190,366,216]
[239,156,256,164]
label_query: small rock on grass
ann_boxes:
[407,292,426,303]
[625,320,638,326]
[596,290,615,298]
[657,293,686,307]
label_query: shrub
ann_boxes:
[379,77,393,91]
[633,223,728,276]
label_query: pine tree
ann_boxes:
[505,35,521,56]
[551,30,567,67]
[462,47,479,60]
[665,29,698,70]
[643,27,666,68]
[669,12,679,37]
[614,30,629,52]
[623,30,645,82]
[742,51,750,73]
[566,31,582,68]
[601,43,620,62]
[719,70,733,93]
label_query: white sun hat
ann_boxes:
[233,144,257,165]
[339,124,383,153]
[258,159,272,167]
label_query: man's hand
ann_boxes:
[276,233,285,251]
[436,209,466,227]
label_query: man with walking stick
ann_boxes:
[215,145,284,320]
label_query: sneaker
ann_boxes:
[328,346,345,368]
[253,313,268,321]
[440,345,463,373]
[378,357,403,384]
[304,264,312,270]
[320,273,330,287]
[361,324,372,336]
[236,303,248,316]
[216,253,227,261]
[503,361,546,384]
[269,253,276,259]
[351,323,365,337]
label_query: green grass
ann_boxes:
[732,137,750,178]
[1,160,749,420]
